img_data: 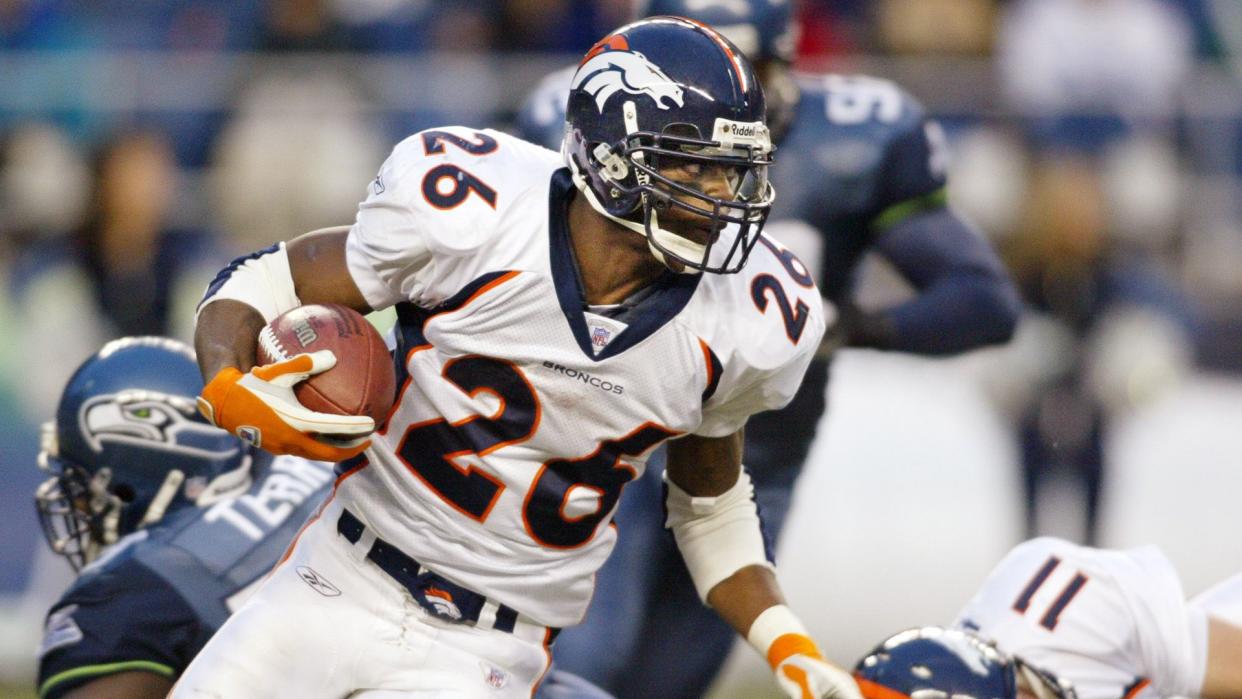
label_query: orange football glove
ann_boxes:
[197,350,375,462]
[769,635,863,699]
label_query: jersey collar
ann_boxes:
[548,168,700,362]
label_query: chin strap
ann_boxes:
[567,102,708,274]
[1017,662,1069,699]
[138,469,186,528]
[569,154,706,274]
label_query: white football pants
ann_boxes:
[170,495,553,698]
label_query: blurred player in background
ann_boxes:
[516,2,1021,696]
[34,336,329,699]
[854,537,1242,699]
[179,16,855,699]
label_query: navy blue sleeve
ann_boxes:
[866,207,1021,354]
[868,96,948,223]
[37,560,203,699]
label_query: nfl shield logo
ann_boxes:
[591,326,611,348]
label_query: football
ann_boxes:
[255,304,396,428]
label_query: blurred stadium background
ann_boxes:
[3,0,1242,697]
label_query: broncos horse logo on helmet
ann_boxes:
[571,35,685,113]
[36,337,257,570]
[564,16,775,275]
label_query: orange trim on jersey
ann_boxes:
[273,459,369,569]
[528,626,558,698]
[394,354,542,524]
[579,33,629,65]
[520,421,677,550]
[381,271,521,438]
[430,270,521,317]
[698,338,716,386]
[855,677,913,699]
[557,484,606,523]
[421,163,497,210]
[379,343,432,437]
[1122,679,1151,699]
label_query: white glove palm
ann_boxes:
[775,654,864,699]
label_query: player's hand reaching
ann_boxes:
[197,350,374,461]
[774,653,862,699]
[767,633,863,699]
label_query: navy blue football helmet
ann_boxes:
[564,16,775,274]
[855,628,1075,699]
[642,0,796,64]
[641,0,800,141]
[36,337,255,569]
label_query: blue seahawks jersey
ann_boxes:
[36,455,334,699]
[769,73,948,300]
[514,69,949,303]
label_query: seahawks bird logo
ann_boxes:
[80,390,241,461]
[572,35,685,113]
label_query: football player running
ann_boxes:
[178,16,854,699]
[34,336,332,699]
[515,1,1021,696]
[854,538,1242,699]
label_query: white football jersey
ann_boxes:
[953,538,1208,699]
[339,127,825,627]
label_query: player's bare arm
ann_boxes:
[666,430,860,699]
[1204,616,1242,698]
[666,430,785,631]
[59,670,173,699]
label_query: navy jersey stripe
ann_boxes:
[1039,573,1088,631]
[197,243,281,311]
[1013,556,1060,613]
[548,169,700,362]
[700,341,722,402]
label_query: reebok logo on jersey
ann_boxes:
[296,566,341,597]
[542,361,624,395]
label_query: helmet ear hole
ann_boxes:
[661,123,701,139]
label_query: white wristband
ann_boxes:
[664,468,774,601]
[747,604,810,658]
[197,242,299,323]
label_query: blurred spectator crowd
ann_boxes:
[3,0,1242,613]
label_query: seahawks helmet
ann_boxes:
[855,627,1075,699]
[36,336,255,569]
[641,0,800,143]
[642,0,796,64]
[564,16,775,274]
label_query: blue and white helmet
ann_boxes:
[35,336,255,569]
[855,628,1075,699]
[564,16,775,274]
[641,0,797,64]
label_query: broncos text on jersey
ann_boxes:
[339,127,825,627]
